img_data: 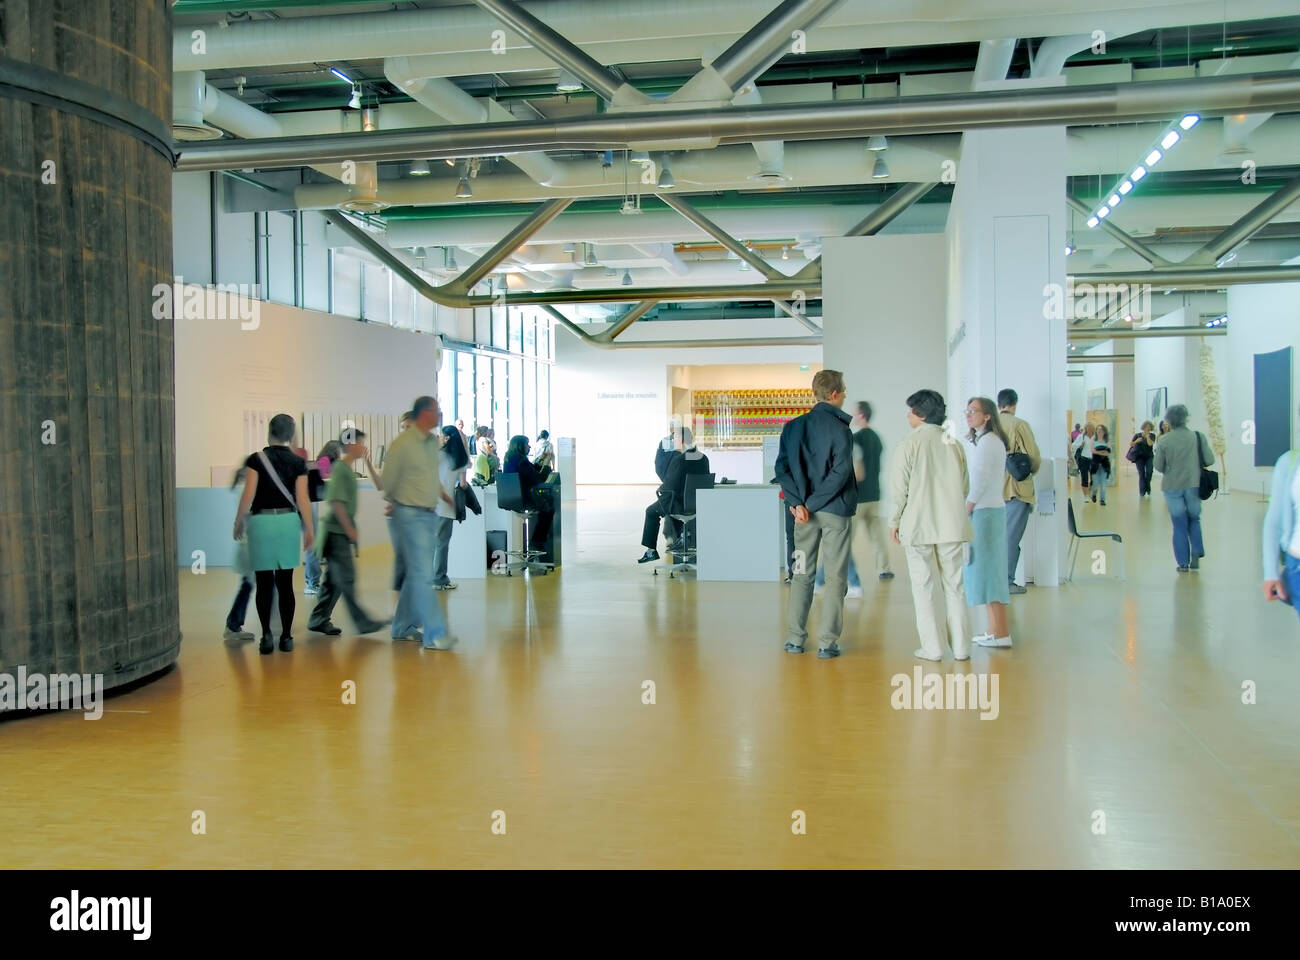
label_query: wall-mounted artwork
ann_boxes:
[1254,347,1293,466]
[1146,386,1168,422]
[1086,388,1107,411]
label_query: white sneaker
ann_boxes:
[913,648,942,662]
[975,635,1013,648]
[223,628,254,644]
[434,581,458,591]
[846,585,863,599]
[303,585,318,596]
[971,633,993,647]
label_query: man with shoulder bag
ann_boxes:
[997,389,1041,595]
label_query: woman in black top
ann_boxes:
[233,413,315,654]
[503,435,554,549]
[1128,419,1157,498]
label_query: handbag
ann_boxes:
[454,484,467,523]
[1005,425,1033,482]
[461,482,482,517]
[1195,431,1219,501]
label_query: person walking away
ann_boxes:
[889,390,973,662]
[775,369,856,659]
[383,396,458,651]
[1153,403,1215,572]
[1091,424,1113,505]
[307,430,389,636]
[964,398,1012,648]
[998,389,1042,595]
[233,413,315,654]
[1129,420,1157,498]
[433,426,471,590]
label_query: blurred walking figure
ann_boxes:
[1071,423,1094,494]
[1154,404,1215,572]
[889,389,973,662]
[963,398,1012,649]
[1262,403,1300,621]
[1129,420,1157,497]
[776,370,855,659]
[233,413,315,655]
[433,425,471,590]
[223,467,255,644]
[308,430,389,636]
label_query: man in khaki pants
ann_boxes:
[888,389,973,661]
[775,370,856,659]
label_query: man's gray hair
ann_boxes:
[1165,404,1189,429]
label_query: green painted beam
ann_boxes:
[174,0,389,12]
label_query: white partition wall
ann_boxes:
[945,118,1069,587]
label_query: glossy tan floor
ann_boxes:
[3,482,1298,868]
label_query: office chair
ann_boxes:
[1065,498,1125,582]
[655,472,714,578]
[495,472,554,576]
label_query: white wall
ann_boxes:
[1133,306,1229,448]
[823,233,948,478]
[1225,282,1300,494]
[174,297,442,486]
[552,317,820,484]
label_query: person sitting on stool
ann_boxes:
[503,435,555,554]
[638,427,710,563]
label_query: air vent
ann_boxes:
[172,120,224,142]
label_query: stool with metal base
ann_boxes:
[656,473,714,578]
[1065,498,1125,581]
[496,472,554,576]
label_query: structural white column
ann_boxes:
[945,79,1068,586]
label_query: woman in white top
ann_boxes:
[432,426,470,590]
[964,397,1013,648]
[1091,424,1112,506]
[1071,423,1094,493]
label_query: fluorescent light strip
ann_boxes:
[1160,130,1180,149]
[1118,180,1133,194]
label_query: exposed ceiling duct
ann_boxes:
[174,71,1300,172]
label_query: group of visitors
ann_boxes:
[771,372,1041,661]
[227,396,558,655]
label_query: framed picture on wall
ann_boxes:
[1145,386,1168,421]
[1086,388,1107,411]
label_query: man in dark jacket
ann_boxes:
[638,428,710,562]
[775,369,855,659]
[654,426,677,484]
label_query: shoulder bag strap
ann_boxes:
[256,449,298,509]
[1194,431,1207,469]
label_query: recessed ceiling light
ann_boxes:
[866,135,888,151]
[1179,114,1200,130]
[556,69,583,94]
[454,177,472,198]
[871,154,890,179]
[409,159,430,176]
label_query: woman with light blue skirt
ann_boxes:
[963,397,1012,649]
[234,413,315,655]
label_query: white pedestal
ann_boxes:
[695,484,784,581]
[447,509,487,579]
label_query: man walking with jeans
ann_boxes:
[997,388,1041,595]
[383,396,458,652]
[776,370,856,659]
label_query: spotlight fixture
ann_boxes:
[409,159,430,177]
[871,154,890,179]
[348,83,362,110]
[455,177,472,198]
[866,135,888,151]
[329,67,352,84]
[556,69,583,94]
[621,269,633,286]
[604,266,618,277]
[657,164,675,189]
[1065,244,1075,256]
[584,244,598,266]
[739,258,751,271]
[628,151,651,165]
[444,158,456,167]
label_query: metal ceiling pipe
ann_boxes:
[469,0,651,106]
[793,178,939,279]
[544,301,822,349]
[1070,326,1227,338]
[1066,195,1171,265]
[1067,354,1135,362]
[1070,265,1300,288]
[1180,171,1300,265]
[661,194,784,280]
[973,38,1016,84]
[175,72,1300,172]
[1031,34,1099,78]
[672,0,847,102]
[599,299,658,341]
[447,197,574,290]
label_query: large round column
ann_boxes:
[0,1,180,694]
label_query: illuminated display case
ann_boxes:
[692,389,815,448]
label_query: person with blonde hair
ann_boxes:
[963,397,1012,648]
[775,369,855,659]
[889,389,973,661]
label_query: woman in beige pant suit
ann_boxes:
[888,390,974,661]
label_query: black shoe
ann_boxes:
[357,618,390,635]
[784,574,793,584]
[637,550,660,564]
[1176,564,1190,573]
[279,636,294,652]
[784,642,805,654]
[259,634,274,655]
[309,621,342,636]
[879,572,895,580]
[1189,556,1199,570]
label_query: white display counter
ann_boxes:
[694,484,786,582]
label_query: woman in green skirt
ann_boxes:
[233,413,315,654]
